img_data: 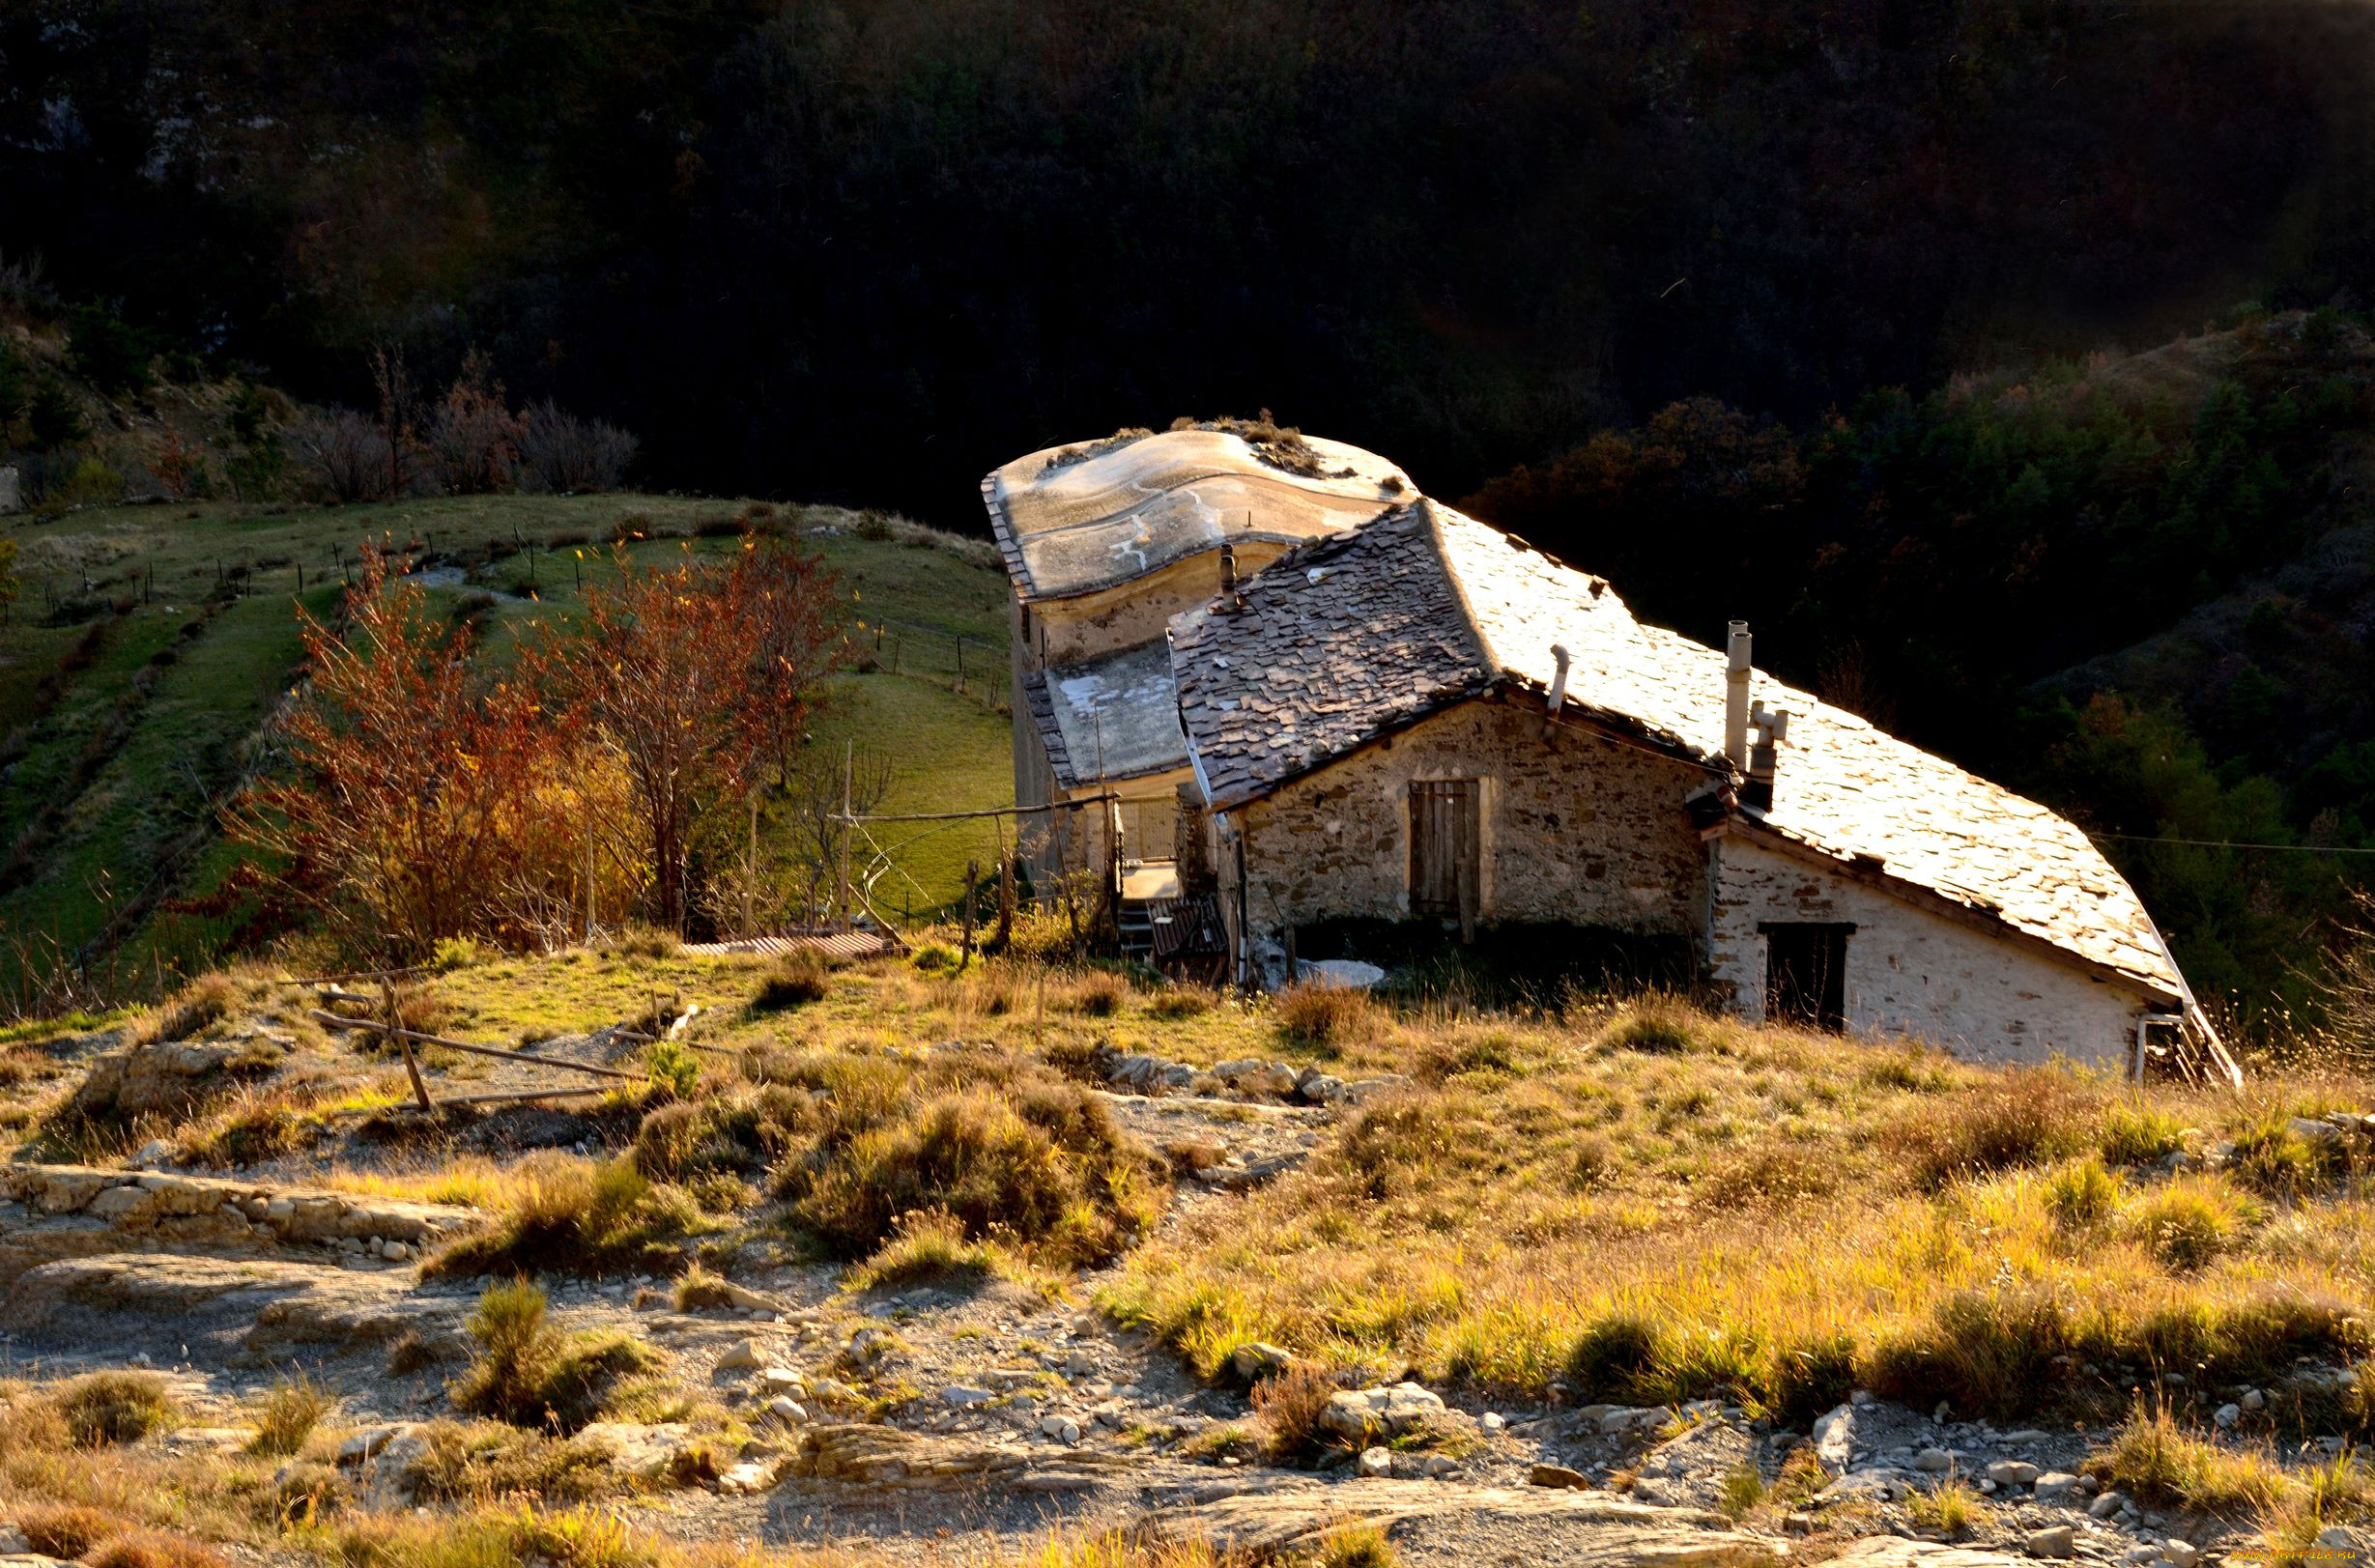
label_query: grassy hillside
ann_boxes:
[0,493,1015,1010]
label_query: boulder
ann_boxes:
[1812,1403,1857,1472]
[2024,1526,2075,1559]
[1986,1460,2039,1487]
[68,1043,243,1124]
[1357,1446,1392,1477]
[716,1339,763,1371]
[1230,1341,1295,1381]
[355,1424,434,1509]
[1530,1464,1590,1490]
[578,1421,695,1480]
[1320,1382,1446,1440]
[2033,1472,2086,1503]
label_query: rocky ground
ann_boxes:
[1,1008,2368,1568]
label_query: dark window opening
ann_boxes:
[1761,922,1853,1031]
[1409,778,1482,937]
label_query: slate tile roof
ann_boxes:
[984,429,1409,601]
[1171,499,2186,1000]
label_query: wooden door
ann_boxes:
[1762,923,1852,1031]
[1409,779,1481,934]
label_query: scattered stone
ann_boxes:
[2033,1472,2085,1503]
[1814,1403,1857,1472]
[766,1397,808,1423]
[716,1340,763,1372]
[580,1422,696,1480]
[2089,1493,2125,1520]
[941,1385,994,1408]
[760,1368,807,1396]
[1988,1461,2040,1487]
[2289,1118,2343,1146]
[2317,1527,2371,1554]
[1915,1448,1955,1473]
[715,1460,775,1494]
[2241,1389,2265,1411]
[2025,1525,2075,1558]
[2212,1403,2241,1429]
[1230,1341,1294,1381]
[1320,1383,1446,1440]
[1480,1411,1505,1432]
[1357,1446,1392,1477]
[1530,1464,1590,1490]
[1039,1414,1080,1443]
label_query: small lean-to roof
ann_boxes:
[982,428,1410,602]
[1023,640,1191,790]
[1171,499,2186,1000]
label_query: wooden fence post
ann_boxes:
[960,860,979,969]
[385,979,435,1113]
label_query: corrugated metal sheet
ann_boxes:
[680,930,894,960]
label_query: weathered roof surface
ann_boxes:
[1171,507,1493,809]
[1027,639,1190,789]
[984,428,1410,601]
[1172,499,2185,999]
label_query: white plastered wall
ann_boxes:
[1707,835,2160,1069]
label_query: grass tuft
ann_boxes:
[48,1371,176,1447]
[1273,981,1384,1050]
[247,1374,331,1457]
[1251,1361,1341,1465]
[449,1278,662,1432]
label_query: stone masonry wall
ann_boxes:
[1707,835,2157,1069]
[1231,697,1712,941]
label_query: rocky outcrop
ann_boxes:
[0,1164,480,1276]
[64,1043,248,1124]
[788,1422,1134,1494]
[4,1253,468,1359]
[1151,1476,1777,1561]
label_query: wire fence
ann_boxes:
[844,614,1010,717]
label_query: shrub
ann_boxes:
[518,400,637,493]
[2102,1102,2189,1166]
[1065,969,1131,1017]
[1146,986,1216,1019]
[911,942,959,973]
[844,1206,1020,1292]
[1566,1312,1671,1402]
[644,1038,700,1098]
[426,1153,705,1278]
[406,1420,624,1502]
[18,1503,131,1558]
[2123,1178,2259,1272]
[82,1531,231,1568]
[248,1374,331,1456]
[432,935,486,972]
[2230,1111,2343,1198]
[1719,1465,1767,1520]
[1273,981,1383,1049]
[145,974,234,1043]
[49,1370,175,1446]
[2046,1155,2123,1229]
[672,1264,738,1309]
[1596,994,1702,1053]
[1891,1067,2101,1188]
[1251,1361,1340,1464]
[289,408,392,501]
[793,1084,1161,1267]
[1906,1475,1986,1535]
[1313,1523,1399,1568]
[750,950,831,1011]
[2090,1402,2288,1514]
[449,1279,660,1432]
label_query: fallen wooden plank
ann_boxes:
[306,1010,647,1082]
[321,1083,616,1116]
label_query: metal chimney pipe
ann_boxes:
[1724,620,1752,767]
[1546,643,1572,714]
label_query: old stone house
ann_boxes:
[987,426,2234,1076]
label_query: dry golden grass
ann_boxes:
[1101,1001,2375,1423]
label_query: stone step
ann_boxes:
[0,1162,481,1276]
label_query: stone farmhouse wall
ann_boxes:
[1706,834,2157,1069]
[1225,697,1712,943]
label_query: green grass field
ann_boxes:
[0,493,1015,1006]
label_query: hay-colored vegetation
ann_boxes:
[448,1279,663,1432]
[1100,999,2375,1423]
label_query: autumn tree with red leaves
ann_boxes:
[561,537,840,932]
[229,548,595,959]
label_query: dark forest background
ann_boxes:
[13,0,2375,1031]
